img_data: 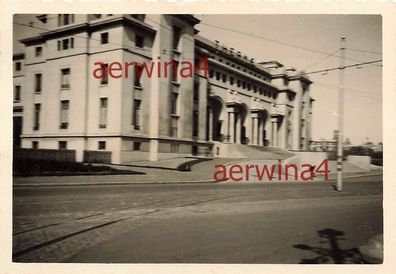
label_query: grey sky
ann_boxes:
[194,14,382,145]
[13,14,382,144]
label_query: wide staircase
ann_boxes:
[223,143,293,160]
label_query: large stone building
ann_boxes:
[13,14,314,164]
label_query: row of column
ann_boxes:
[207,106,282,147]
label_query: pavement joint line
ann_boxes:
[13,171,382,187]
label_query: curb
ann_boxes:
[13,171,382,188]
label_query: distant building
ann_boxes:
[13,14,314,164]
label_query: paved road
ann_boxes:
[13,175,383,263]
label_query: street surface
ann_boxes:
[13,174,382,263]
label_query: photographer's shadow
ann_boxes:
[293,228,363,264]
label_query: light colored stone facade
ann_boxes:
[13,14,314,164]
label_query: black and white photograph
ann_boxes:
[7,10,386,266]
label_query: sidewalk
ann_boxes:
[13,156,382,187]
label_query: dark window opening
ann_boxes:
[101,32,109,44]
[15,62,21,71]
[133,142,141,151]
[58,141,67,150]
[98,141,106,150]
[135,34,144,48]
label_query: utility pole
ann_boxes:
[337,37,346,191]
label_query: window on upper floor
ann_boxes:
[58,38,74,51]
[135,34,144,48]
[35,46,42,57]
[134,65,142,87]
[15,62,21,71]
[101,32,109,44]
[171,93,178,115]
[172,26,182,51]
[14,86,21,102]
[60,100,69,129]
[100,63,109,85]
[171,61,179,82]
[133,99,142,130]
[33,103,41,130]
[99,98,108,128]
[61,68,71,89]
[58,14,74,26]
[35,74,42,93]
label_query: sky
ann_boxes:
[194,15,382,145]
[13,14,383,145]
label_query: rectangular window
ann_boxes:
[58,141,67,150]
[222,74,227,83]
[134,65,142,87]
[237,79,241,87]
[61,68,71,89]
[172,61,179,82]
[171,93,178,115]
[172,26,181,50]
[100,63,109,85]
[99,98,108,128]
[135,34,144,48]
[193,82,199,102]
[70,37,74,48]
[62,39,69,50]
[98,141,106,150]
[32,141,39,149]
[15,62,21,71]
[215,72,220,81]
[60,100,69,129]
[35,73,42,93]
[230,76,234,85]
[14,85,21,101]
[133,142,141,151]
[101,32,108,44]
[58,14,73,26]
[33,103,40,130]
[133,99,141,130]
[35,46,42,57]
[209,69,214,78]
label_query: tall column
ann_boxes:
[228,110,235,143]
[272,118,278,147]
[208,108,213,141]
[236,113,241,144]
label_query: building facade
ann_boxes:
[13,14,314,164]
